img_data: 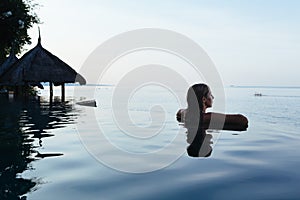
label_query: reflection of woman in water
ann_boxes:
[177,83,248,157]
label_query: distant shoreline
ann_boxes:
[39,84,300,89]
[229,85,300,89]
[40,83,114,87]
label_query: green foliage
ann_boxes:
[0,0,40,64]
[26,85,38,96]
[4,85,38,96]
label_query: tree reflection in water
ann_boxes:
[0,96,78,199]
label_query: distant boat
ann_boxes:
[254,92,262,96]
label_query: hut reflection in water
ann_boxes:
[0,96,78,199]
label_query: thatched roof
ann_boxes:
[0,52,18,77]
[0,34,86,86]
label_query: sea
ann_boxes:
[1,85,300,200]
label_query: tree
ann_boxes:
[0,0,39,65]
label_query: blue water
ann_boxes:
[1,86,300,200]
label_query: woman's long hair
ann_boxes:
[185,83,212,157]
[185,83,211,157]
[185,83,210,127]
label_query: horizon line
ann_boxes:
[229,85,300,89]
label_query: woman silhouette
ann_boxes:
[177,83,248,131]
[177,83,248,157]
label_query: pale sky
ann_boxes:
[25,0,300,86]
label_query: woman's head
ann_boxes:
[187,83,214,113]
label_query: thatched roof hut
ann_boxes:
[0,34,86,86]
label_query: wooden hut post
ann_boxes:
[49,82,53,101]
[61,83,65,102]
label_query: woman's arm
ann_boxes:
[177,109,248,131]
[203,112,248,131]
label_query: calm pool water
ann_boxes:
[1,86,300,200]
